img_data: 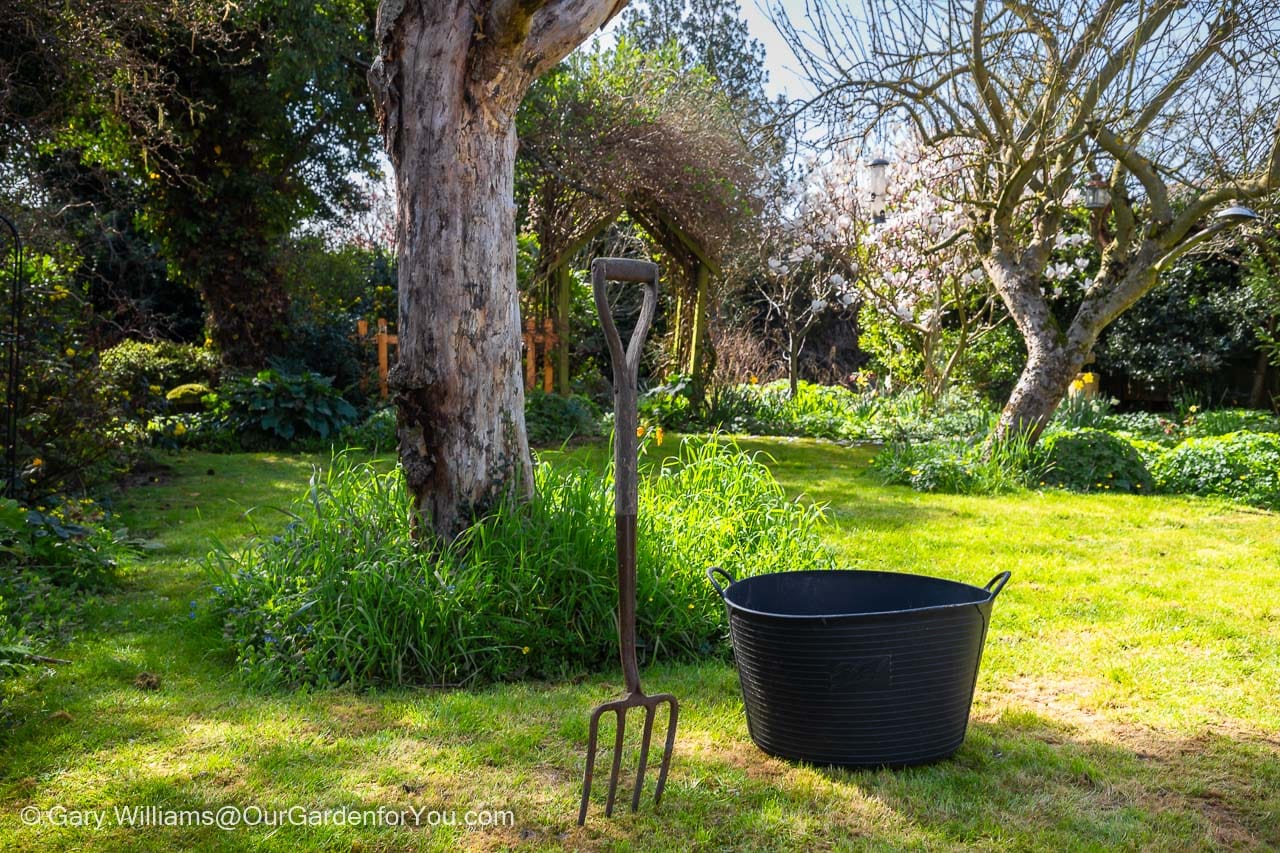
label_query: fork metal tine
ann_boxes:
[631,702,658,812]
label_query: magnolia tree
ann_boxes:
[776,0,1280,443]
[755,155,860,397]
[858,138,1004,402]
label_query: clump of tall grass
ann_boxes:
[871,429,1047,495]
[205,438,830,689]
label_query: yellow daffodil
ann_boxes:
[655,427,665,446]
[636,426,646,438]
[173,422,187,436]
[748,375,759,385]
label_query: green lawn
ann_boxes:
[2,439,1279,851]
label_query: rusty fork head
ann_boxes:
[578,690,679,825]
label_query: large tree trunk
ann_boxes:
[994,342,1084,442]
[990,249,1160,444]
[202,264,289,370]
[371,0,623,539]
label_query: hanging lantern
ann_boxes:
[1082,172,1110,210]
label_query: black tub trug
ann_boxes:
[708,567,1010,768]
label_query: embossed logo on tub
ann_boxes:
[828,656,893,692]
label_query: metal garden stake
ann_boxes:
[578,257,679,826]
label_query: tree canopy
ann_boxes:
[774,0,1280,441]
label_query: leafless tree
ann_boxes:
[774,0,1280,441]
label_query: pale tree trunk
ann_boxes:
[370,0,624,539]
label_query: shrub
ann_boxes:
[99,340,219,418]
[146,412,241,452]
[1152,432,1280,510]
[1102,410,1182,442]
[337,407,398,453]
[641,378,993,443]
[638,374,697,431]
[16,254,142,499]
[0,498,126,676]
[205,438,831,688]
[1125,437,1168,470]
[1184,408,1280,438]
[165,383,212,411]
[1037,428,1153,493]
[218,369,358,443]
[524,390,601,446]
[871,434,1044,495]
[1053,394,1117,430]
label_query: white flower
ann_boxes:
[829,273,846,287]
[1074,256,1089,270]
[768,257,782,271]
[810,298,828,313]
[840,292,856,307]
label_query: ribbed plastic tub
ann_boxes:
[707,567,1010,768]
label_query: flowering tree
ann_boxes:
[755,155,860,397]
[777,0,1280,444]
[858,138,1005,403]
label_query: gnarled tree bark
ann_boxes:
[370,0,626,538]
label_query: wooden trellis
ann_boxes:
[357,318,399,400]
[524,317,559,393]
[359,316,561,399]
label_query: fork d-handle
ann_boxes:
[592,257,659,690]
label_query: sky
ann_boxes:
[596,0,818,102]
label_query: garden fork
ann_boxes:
[578,257,679,826]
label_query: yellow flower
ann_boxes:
[1081,372,1096,383]
[1070,380,1084,392]
[748,375,759,385]
[149,384,162,394]
[31,457,43,467]
[687,604,694,609]
[655,427,665,446]
[1189,405,1200,413]
[521,646,530,655]
[65,347,76,357]
[173,422,187,436]
[636,426,646,438]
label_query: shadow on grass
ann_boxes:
[6,655,1280,851]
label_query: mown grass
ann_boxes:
[2,440,1279,850]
